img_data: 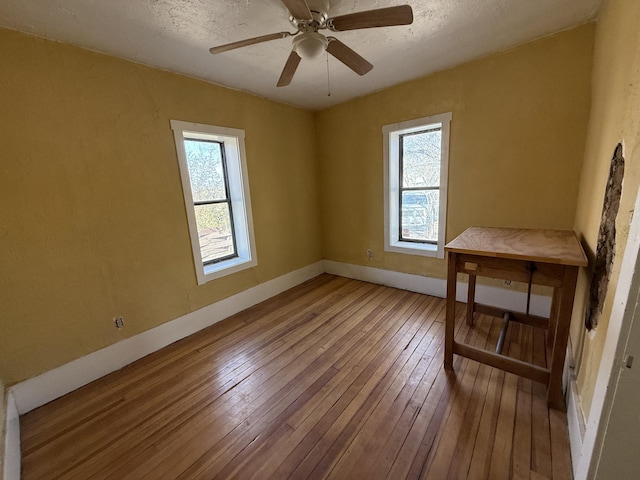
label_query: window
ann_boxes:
[383,112,451,258]
[171,120,256,284]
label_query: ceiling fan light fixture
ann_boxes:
[293,31,328,59]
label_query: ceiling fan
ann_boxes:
[209,0,413,87]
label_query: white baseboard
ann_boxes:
[3,390,20,480]
[5,258,567,479]
[9,260,554,416]
[323,260,552,317]
[326,260,588,470]
[567,376,586,478]
[10,261,325,415]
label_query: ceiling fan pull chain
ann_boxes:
[326,51,331,97]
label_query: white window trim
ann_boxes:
[171,120,257,284]
[383,112,452,259]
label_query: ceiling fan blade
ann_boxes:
[209,32,292,55]
[326,38,373,76]
[281,0,312,21]
[277,51,302,87]
[327,5,413,31]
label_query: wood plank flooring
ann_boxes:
[21,274,573,479]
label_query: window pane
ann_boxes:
[184,139,227,202]
[402,129,441,188]
[194,203,236,263]
[401,190,439,242]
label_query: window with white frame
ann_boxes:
[171,120,256,284]
[383,112,451,258]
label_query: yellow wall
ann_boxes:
[0,376,4,475]
[0,29,322,385]
[316,25,594,279]
[571,0,640,417]
[0,21,602,391]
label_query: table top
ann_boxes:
[445,227,588,267]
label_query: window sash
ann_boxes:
[195,202,238,265]
[171,119,257,284]
[398,190,439,245]
[398,128,442,245]
[184,138,239,264]
[382,112,451,259]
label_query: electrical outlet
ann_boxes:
[114,316,125,328]
[367,249,373,260]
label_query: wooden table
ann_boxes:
[444,227,588,410]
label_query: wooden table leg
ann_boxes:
[445,252,457,370]
[467,274,476,326]
[547,287,561,348]
[547,266,579,410]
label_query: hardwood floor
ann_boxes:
[21,274,573,479]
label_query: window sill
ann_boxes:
[385,241,442,258]
[198,255,257,284]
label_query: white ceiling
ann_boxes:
[0,0,604,111]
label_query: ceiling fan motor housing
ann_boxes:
[289,0,330,31]
[308,0,330,22]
